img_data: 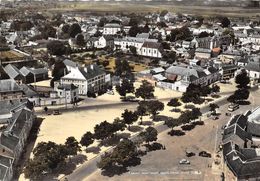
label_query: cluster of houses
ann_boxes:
[0,79,35,180]
[222,107,260,180]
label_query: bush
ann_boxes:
[211,94,220,99]
[184,104,195,109]
[181,124,195,131]
[168,130,185,136]
[87,91,96,98]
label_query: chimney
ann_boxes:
[90,64,94,70]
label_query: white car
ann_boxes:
[179,159,190,165]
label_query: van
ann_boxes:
[228,104,239,112]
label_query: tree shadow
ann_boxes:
[59,154,87,175]
[237,100,251,105]
[170,108,181,113]
[100,136,121,147]
[101,165,128,177]
[153,115,169,122]
[116,132,131,139]
[128,125,144,132]
[144,142,164,152]
[141,121,154,126]
[86,146,101,154]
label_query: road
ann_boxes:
[62,92,236,181]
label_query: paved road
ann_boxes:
[60,87,258,181]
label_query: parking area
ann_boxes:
[87,89,260,181]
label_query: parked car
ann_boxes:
[179,159,190,164]
[228,103,239,112]
[53,110,60,115]
[199,151,211,158]
[186,151,195,157]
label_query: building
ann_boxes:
[140,41,163,58]
[245,56,260,84]
[158,65,220,92]
[0,79,24,101]
[0,99,35,181]
[222,107,260,180]
[60,64,109,95]
[103,23,122,35]
[54,83,79,103]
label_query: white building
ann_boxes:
[103,23,122,35]
[60,64,109,95]
[140,41,163,58]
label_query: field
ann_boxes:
[0,50,26,61]
[49,2,260,17]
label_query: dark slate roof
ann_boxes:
[19,67,32,76]
[222,124,252,144]
[0,66,10,80]
[4,64,22,79]
[30,68,48,75]
[0,79,23,93]
[229,114,248,129]
[0,133,19,151]
[64,59,77,68]
[57,84,78,91]
[142,41,162,49]
[79,64,105,80]
[195,48,211,53]
[0,155,13,181]
[247,122,260,137]
[20,84,38,97]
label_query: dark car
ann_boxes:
[199,151,211,158]
[186,151,196,157]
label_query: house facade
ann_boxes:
[140,41,163,58]
[60,64,109,95]
[103,23,122,35]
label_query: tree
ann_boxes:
[137,101,148,124]
[112,139,137,164]
[142,23,150,33]
[167,98,181,111]
[75,34,85,47]
[220,16,230,28]
[116,78,135,99]
[209,103,219,115]
[41,24,57,39]
[97,139,137,170]
[235,71,250,88]
[135,80,154,101]
[80,132,94,148]
[121,109,139,129]
[47,40,68,56]
[211,84,220,94]
[139,126,158,145]
[147,100,164,119]
[227,94,237,103]
[24,157,48,180]
[98,17,108,27]
[129,25,142,37]
[234,88,250,102]
[62,24,70,34]
[69,23,82,38]
[114,59,133,80]
[94,121,115,140]
[165,118,179,130]
[112,118,126,133]
[129,46,137,55]
[178,110,192,124]
[168,26,192,42]
[65,136,81,157]
[198,31,210,38]
[191,108,202,121]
